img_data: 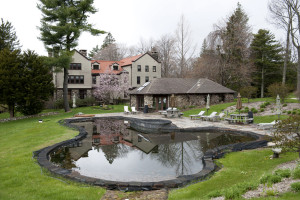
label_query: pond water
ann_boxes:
[50,119,254,182]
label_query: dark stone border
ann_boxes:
[34,116,269,191]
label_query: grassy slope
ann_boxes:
[0,106,123,200]
[168,149,299,200]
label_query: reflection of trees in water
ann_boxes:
[203,133,253,150]
[93,119,129,136]
[99,143,130,164]
[148,140,204,176]
[50,147,76,169]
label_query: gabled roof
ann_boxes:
[130,78,235,95]
[91,60,123,74]
[119,54,143,67]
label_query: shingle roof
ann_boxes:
[91,60,124,74]
[130,78,235,94]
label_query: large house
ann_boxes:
[53,49,162,100]
[129,78,235,111]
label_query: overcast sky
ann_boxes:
[0,0,284,56]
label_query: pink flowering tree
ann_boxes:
[93,73,129,104]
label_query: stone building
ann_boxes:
[129,78,235,111]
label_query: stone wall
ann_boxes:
[175,94,206,108]
[144,95,153,107]
[130,95,137,108]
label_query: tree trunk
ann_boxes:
[298,48,300,96]
[8,104,14,118]
[261,67,264,98]
[63,67,70,112]
[282,26,290,85]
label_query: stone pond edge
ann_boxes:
[34,116,269,190]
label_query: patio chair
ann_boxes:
[131,107,138,114]
[189,111,205,120]
[212,112,225,122]
[201,112,217,121]
[124,106,130,115]
[257,120,277,130]
[245,111,254,124]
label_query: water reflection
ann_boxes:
[50,119,253,182]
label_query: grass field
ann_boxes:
[0,102,299,199]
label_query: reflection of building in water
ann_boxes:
[68,121,93,161]
[124,130,157,154]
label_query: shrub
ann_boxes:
[224,187,241,200]
[283,103,287,107]
[283,110,286,113]
[265,102,271,106]
[287,111,292,114]
[260,174,281,185]
[54,99,72,109]
[260,108,265,112]
[292,111,297,115]
[251,108,258,113]
[291,182,300,192]
[274,169,291,178]
[266,189,277,196]
[292,168,300,179]
[260,104,266,108]
[267,82,290,103]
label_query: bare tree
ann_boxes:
[155,34,177,77]
[268,0,293,85]
[285,0,300,98]
[175,15,196,78]
[92,43,128,61]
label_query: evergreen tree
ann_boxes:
[0,18,21,51]
[250,29,283,98]
[200,39,208,57]
[17,51,54,115]
[0,49,22,118]
[221,3,253,91]
[88,44,100,59]
[37,0,105,112]
[101,32,116,49]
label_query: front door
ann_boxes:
[136,95,144,110]
[154,95,168,111]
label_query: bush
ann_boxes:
[265,102,271,106]
[274,169,291,178]
[287,110,292,114]
[267,82,290,103]
[224,187,241,200]
[291,182,300,192]
[260,174,281,185]
[283,103,287,107]
[266,189,277,196]
[251,108,258,113]
[54,99,72,109]
[207,190,223,198]
[292,168,300,179]
[260,104,266,108]
[260,108,265,112]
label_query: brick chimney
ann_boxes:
[79,49,87,57]
[150,47,159,61]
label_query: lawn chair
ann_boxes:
[212,112,225,122]
[124,106,130,115]
[131,107,138,114]
[245,111,254,124]
[189,111,205,120]
[201,112,217,121]
[257,120,277,130]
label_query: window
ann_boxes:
[70,63,81,70]
[145,76,149,82]
[145,65,149,72]
[137,76,140,85]
[153,66,156,72]
[137,65,141,72]
[93,64,99,70]
[113,65,118,70]
[79,89,86,99]
[68,75,84,84]
[92,76,96,84]
[153,76,157,79]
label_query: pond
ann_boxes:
[50,119,254,182]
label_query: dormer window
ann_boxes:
[70,63,81,70]
[113,64,118,71]
[93,64,99,70]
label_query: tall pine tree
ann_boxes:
[37,0,105,112]
[250,29,283,98]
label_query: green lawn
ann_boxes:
[0,105,124,200]
[168,149,299,200]
[1,103,300,200]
